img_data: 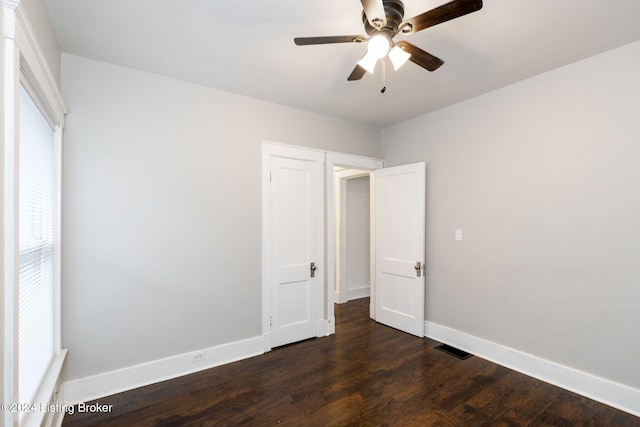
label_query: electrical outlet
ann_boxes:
[190,350,205,363]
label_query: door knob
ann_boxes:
[310,262,317,278]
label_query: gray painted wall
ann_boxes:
[382,40,640,389]
[60,54,381,381]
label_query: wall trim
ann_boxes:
[347,286,371,301]
[7,2,67,124]
[425,321,640,417]
[61,336,264,405]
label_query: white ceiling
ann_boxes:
[45,0,640,128]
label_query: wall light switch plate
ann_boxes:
[455,229,463,241]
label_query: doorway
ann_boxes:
[333,168,372,306]
[325,153,384,331]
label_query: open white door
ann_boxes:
[374,162,426,337]
[269,155,323,347]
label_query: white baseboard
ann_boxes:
[347,286,370,301]
[425,321,640,417]
[62,336,264,405]
[262,331,272,353]
[317,318,334,337]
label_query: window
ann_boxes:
[3,3,67,426]
[18,84,57,410]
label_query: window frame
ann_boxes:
[3,2,67,426]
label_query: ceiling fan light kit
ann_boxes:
[357,52,379,74]
[388,45,411,70]
[357,32,395,74]
[367,33,391,59]
[294,0,483,84]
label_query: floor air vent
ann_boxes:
[435,344,473,360]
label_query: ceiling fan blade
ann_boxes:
[395,41,444,72]
[294,35,366,45]
[361,0,387,28]
[401,0,482,34]
[347,64,367,81]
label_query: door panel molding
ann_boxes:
[375,162,426,337]
[262,142,324,350]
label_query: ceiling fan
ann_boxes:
[294,0,483,81]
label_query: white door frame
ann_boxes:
[325,153,383,332]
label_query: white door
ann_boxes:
[269,155,323,347]
[374,162,426,337]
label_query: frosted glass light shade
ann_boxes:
[357,52,378,74]
[389,45,411,70]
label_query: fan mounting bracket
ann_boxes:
[363,0,406,35]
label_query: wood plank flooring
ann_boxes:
[63,298,639,426]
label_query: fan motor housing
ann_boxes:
[363,0,405,34]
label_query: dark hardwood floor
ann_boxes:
[63,298,639,426]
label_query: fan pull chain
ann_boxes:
[381,59,387,94]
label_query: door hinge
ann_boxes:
[270,315,273,327]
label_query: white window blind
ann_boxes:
[18,84,56,408]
